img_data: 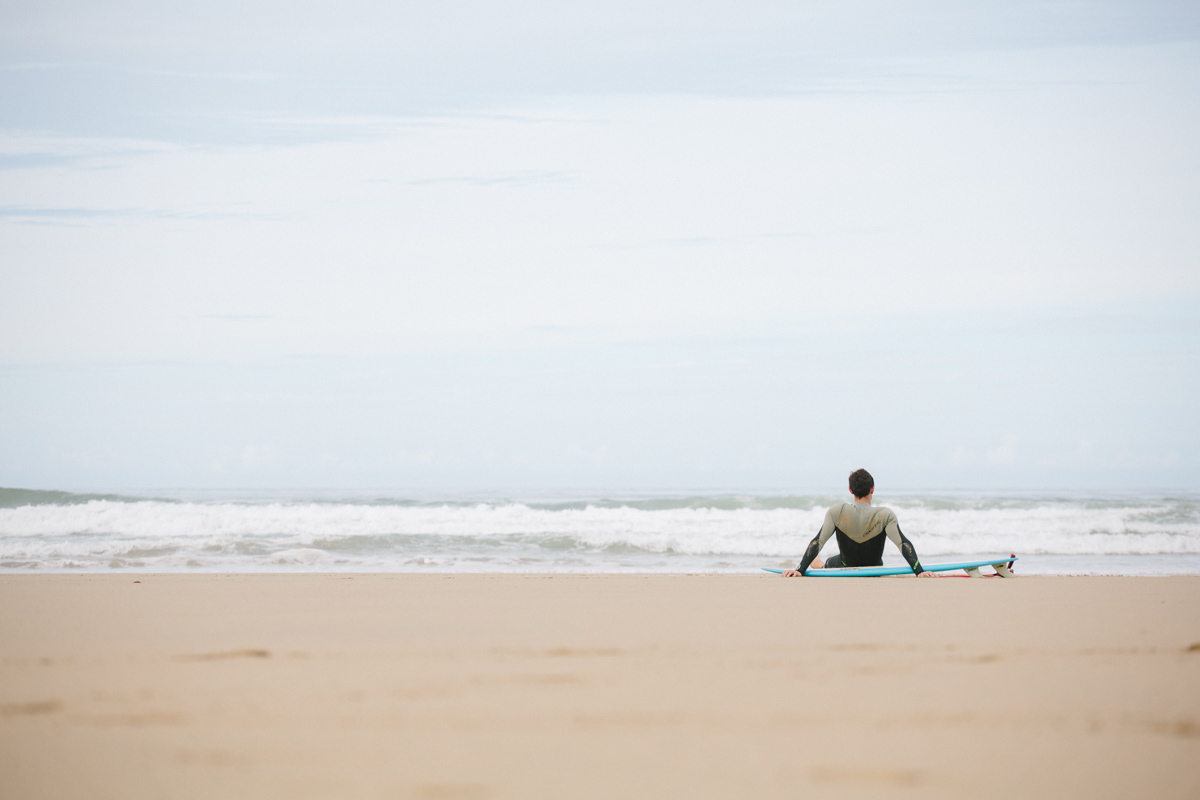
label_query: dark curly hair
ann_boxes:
[848,469,874,499]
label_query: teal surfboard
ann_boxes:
[763,555,1017,578]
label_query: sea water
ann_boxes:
[1,487,1198,574]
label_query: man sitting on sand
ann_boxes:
[782,469,934,577]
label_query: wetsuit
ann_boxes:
[796,500,924,575]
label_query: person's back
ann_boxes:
[782,469,933,577]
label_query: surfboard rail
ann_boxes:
[763,555,1018,578]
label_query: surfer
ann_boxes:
[782,469,934,577]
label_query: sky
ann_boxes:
[1,1,1198,491]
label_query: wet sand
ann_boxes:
[2,574,1198,799]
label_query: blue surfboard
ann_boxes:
[763,555,1017,578]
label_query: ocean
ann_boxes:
[1,487,1198,575]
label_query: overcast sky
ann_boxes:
[1,1,1198,490]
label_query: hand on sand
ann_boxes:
[782,557,822,576]
[917,571,938,578]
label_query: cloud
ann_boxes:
[566,445,609,467]
[210,445,280,471]
[0,137,172,170]
[591,231,814,251]
[388,450,437,467]
[948,436,1020,467]
[402,171,573,187]
[0,206,287,224]
[987,435,1018,464]
[5,1,1198,143]
[948,447,974,466]
[0,153,92,170]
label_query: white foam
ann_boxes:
[0,494,1197,572]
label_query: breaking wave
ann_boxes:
[1,488,1197,573]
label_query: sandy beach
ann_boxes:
[2,573,1198,798]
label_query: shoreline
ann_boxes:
[4,559,1200,576]
[3,574,1198,798]
[4,490,1195,574]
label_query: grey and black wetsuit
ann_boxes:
[796,500,924,575]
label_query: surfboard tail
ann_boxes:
[988,554,1018,578]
